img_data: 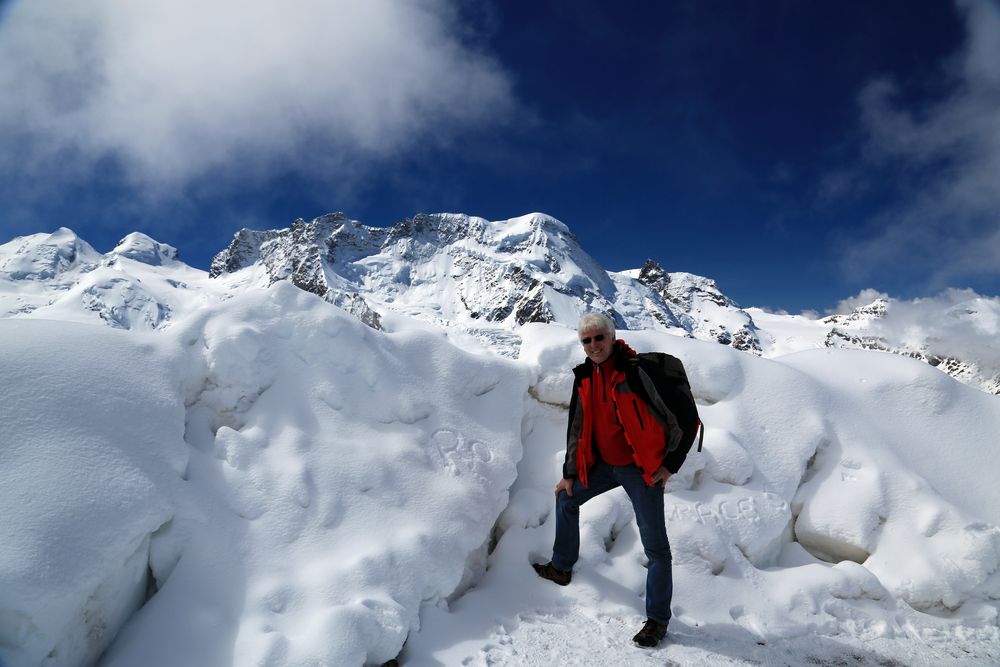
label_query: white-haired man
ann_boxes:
[533,313,692,648]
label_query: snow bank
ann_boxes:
[406,325,1000,665]
[1,283,527,667]
[0,321,186,667]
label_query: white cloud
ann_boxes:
[841,0,1000,288]
[873,289,1000,370]
[0,0,514,190]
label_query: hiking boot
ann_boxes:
[532,561,571,586]
[632,618,668,647]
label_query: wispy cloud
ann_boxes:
[874,289,1000,370]
[839,0,1000,291]
[0,0,514,196]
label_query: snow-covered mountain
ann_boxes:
[622,259,762,353]
[209,212,764,355]
[3,220,1000,667]
[750,295,1000,395]
[0,228,228,331]
[2,216,997,392]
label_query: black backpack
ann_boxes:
[635,352,703,454]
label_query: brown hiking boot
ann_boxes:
[532,561,571,586]
[632,618,668,647]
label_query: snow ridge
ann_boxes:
[2,220,1000,666]
[210,212,765,356]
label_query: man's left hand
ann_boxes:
[651,466,672,485]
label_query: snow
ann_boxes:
[2,229,1000,666]
[747,307,831,356]
[1,284,526,667]
[405,328,1000,666]
[0,320,185,667]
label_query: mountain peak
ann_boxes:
[110,232,179,266]
[0,228,101,281]
[207,212,764,356]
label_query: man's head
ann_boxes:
[578,313,615,365]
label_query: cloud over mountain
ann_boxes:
[0,0,514,190]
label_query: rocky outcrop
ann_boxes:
[635,259,763,354]
[211,213,384,329]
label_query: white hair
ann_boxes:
[577,313,615,339]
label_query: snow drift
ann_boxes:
[0,284,526,667]
[404,326,1000,665]
[2,227,1000,666]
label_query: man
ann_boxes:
[533,313,694,648]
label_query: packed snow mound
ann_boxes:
[404,326,1000,665]
[0,283,527,667]
[0,320,187,667]
[520,327,1000,611]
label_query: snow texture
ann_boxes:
[1,284,525,667]
[2,223,1000,666]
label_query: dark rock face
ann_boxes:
[210,212,613,330]
[211,213,384,329]
[211,215,755,351]
[636,259,763,354]
[210,229,280,278]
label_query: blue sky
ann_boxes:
[1,0,997,313]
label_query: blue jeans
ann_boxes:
[551,460,673,625]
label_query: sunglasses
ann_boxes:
[580,334,606,345]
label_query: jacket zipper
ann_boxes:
[632,399,645,430]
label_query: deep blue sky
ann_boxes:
[2,0,996,313]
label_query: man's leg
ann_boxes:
[617,465,672,626]
[550,461,618,572]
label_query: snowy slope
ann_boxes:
[3,222,1000,666]
[209,212,767,355]
[0,229,233,331]
[0,228,104,317]
[406,327,1000,666]
[0,284,526,667]
[621,260,762,354]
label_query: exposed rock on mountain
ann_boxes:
[211,214,382,328]
[632,259,763,354]
[2,216,996,394]
[210,212,762,356]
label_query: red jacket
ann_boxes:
[563,341,683,486]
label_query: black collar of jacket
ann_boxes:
[572,341,637,379]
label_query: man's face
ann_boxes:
[580,327,613,365]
